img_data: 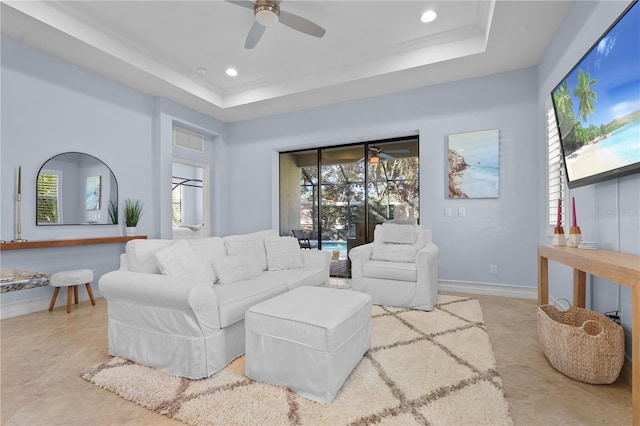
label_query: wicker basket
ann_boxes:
[537,300,625,384]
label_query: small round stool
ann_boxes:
[48,269,96,313]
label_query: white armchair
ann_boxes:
[349,223,439,311]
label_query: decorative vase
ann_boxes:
[567,226,582,248]
[125,226,137,236]
[552,226,565,246]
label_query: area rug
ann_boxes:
[81,295,513,425]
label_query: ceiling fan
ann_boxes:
[367,146,410,164]
[226,0,326,49]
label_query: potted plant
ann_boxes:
[108,200,118,225]
[123,198,143,236]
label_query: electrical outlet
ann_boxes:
[458,207,465,217]
[444,208,452,217]
[490,265,498,275]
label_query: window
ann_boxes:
[546,96,566,234]
[36,170,62,224]
[172,180,184,224]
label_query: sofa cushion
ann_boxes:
[154,240,216,284]
[126,239,174,274]
[225,239,267,271]
[265,236,303,271]
[213,256,263,285]
[363,260,417,282]
[214,278,287,327]
[187,237,227,266]
[263,267,327,290]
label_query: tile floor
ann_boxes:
[1,283,632,425]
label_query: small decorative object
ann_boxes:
[552,198,565,246]
[108,200,118,225]
[12,166,27,243]
[124,198,143,236]
[567,197,582,248]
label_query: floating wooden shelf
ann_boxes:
[0,236,147,251]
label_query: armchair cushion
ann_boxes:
[363,260,417,282]
[370,224,427,263]
[378,223,415,244]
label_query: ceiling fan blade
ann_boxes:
[384,149,410,154]
[279,10,325,38]
[380,152,396,161]
[245,21,267,49]
[225,0,256,10]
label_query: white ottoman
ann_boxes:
[245,286,372,403]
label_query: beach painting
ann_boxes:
[85,175,101,210]
[448,129,499,199]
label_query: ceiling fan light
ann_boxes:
[370,154,380,165]
[256,8,279,26]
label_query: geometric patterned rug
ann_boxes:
[81,295,513,425]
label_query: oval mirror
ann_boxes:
[36,152,118,225]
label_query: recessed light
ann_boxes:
[226,67,238,77]
[196,68,207,75]
[421,10,437,23]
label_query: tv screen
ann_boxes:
[551,0,640,188]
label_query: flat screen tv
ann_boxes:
[551,0,640,188]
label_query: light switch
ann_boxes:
[444,208,452,217]
[458,207,465,217]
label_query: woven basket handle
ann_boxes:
[553,298,572,312]
[581,319,603,337]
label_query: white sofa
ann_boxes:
[349,223,439,311]
[99,229,331,379]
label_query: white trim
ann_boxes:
[438,280,537,299]
[0,292,103,320]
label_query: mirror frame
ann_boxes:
[36,152,118,225]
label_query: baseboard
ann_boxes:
[438,280,537,299]
[0,291,102,320]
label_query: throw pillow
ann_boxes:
[154,240,216,283]
[225,239,268,271]
[380,223,415,244]
[213,256,263,285]
[265,236,303,271]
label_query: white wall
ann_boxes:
[227,68,540,290]
[0,37,227,316]
[536,0,638,357]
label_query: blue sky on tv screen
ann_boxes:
[561,2,639,127]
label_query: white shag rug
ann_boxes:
[82,295,513,425]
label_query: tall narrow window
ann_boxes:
[547,96,566,234]
[172,179,184,224]
[37,171,62,224]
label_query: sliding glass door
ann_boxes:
[280,137,419,278]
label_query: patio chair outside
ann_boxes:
[291,229,312,249]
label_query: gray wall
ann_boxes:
[536,0,638,357]
[0,37,227,316]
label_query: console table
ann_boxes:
[538,245,639,425]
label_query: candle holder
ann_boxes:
[552,226,565,246]
[567,226,582,248]
[12,193,27,243]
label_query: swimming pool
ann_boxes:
[320,241,347,259]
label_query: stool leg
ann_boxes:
[49,287,60,311]
[74,285,79,304]
[85,283,96,306]
[66,287,72,313]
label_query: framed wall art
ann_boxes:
[447,129,499,199]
